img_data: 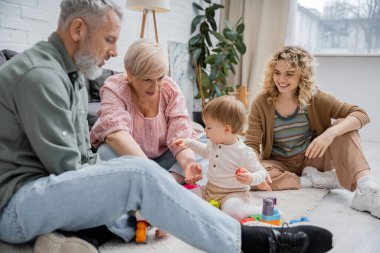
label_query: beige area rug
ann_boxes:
[0,188,328,253]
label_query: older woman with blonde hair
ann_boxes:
[90,39,202,241]
[245,45,380,219]
[91,39,199,181]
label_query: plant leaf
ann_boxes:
[225,20,232,30]
[205,54,216,64]
[201,70,210,88]
[209,67,216,81]
[212,3,224,10]
[200,21,209,34]
[215,54,224,65]
[210,31,228,43]
[229,63,236,75]
[232,47,239,59]
[193,48,203,64]
[192,2,204,11]
[188,34,202,47]
[212,48,222,53]
[206,7,215,19]
[224,30,237,40]
[214,85,222,97]
[205,32,212,47]
[236,23,245,33]
[234,17,243,27]
[235,41,247,54]
[191,15,205,33]
[208,19,217,31]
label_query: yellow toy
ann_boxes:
[209,199,220,209]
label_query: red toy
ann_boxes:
[183,183,200,190]
[240,217,256,224]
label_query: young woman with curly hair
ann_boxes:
[245,46,380,219]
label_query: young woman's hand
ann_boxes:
[254,172,272,191]
[305,129,335,158]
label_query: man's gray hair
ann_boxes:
[58,0,123,30]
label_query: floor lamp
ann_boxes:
[126,0,170,44]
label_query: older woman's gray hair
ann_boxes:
[58,0,123,30]
[124,39,169,80]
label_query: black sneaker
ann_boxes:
[241,222,333,253]
[268,223,309,252]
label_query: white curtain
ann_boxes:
[220,0,296,103]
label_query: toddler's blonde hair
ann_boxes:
[202,96,246,134]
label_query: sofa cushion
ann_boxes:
[87,102,101,129]
[86,69,120,102]
[2,49,18,60]
[85,69,121,130]
[0,49,18,67]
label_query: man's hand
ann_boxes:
[184,162,202,185]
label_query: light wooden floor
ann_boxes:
[308,142,380,253]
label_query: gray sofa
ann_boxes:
[85,69,120,129]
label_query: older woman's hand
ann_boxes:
[184,162,203,185]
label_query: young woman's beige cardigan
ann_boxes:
[245,89,370,160]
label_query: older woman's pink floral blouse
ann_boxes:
[90,73,196,158]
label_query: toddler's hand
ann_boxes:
[235,167,252,185]
[172,138,187,148]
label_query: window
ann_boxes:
[295,0,380,54]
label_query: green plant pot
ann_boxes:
[192,111,204,127]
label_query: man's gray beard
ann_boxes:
[74,49,102,80]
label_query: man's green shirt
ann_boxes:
[0,33,98,209]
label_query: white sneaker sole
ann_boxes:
[302,166,340,189]
[34,232,98,253]
[352,199,380,218]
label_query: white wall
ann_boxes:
[0,0,221,115]
[315,55,380,143]
[1,1,377,142]
[0,0,206,72]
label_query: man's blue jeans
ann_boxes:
[0,156,241,253]
[97,141,209,185]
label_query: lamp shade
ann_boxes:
[126,0,170,13]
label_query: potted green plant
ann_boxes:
[188,0,246,124]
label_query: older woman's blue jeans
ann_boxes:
[0,156,241,253]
